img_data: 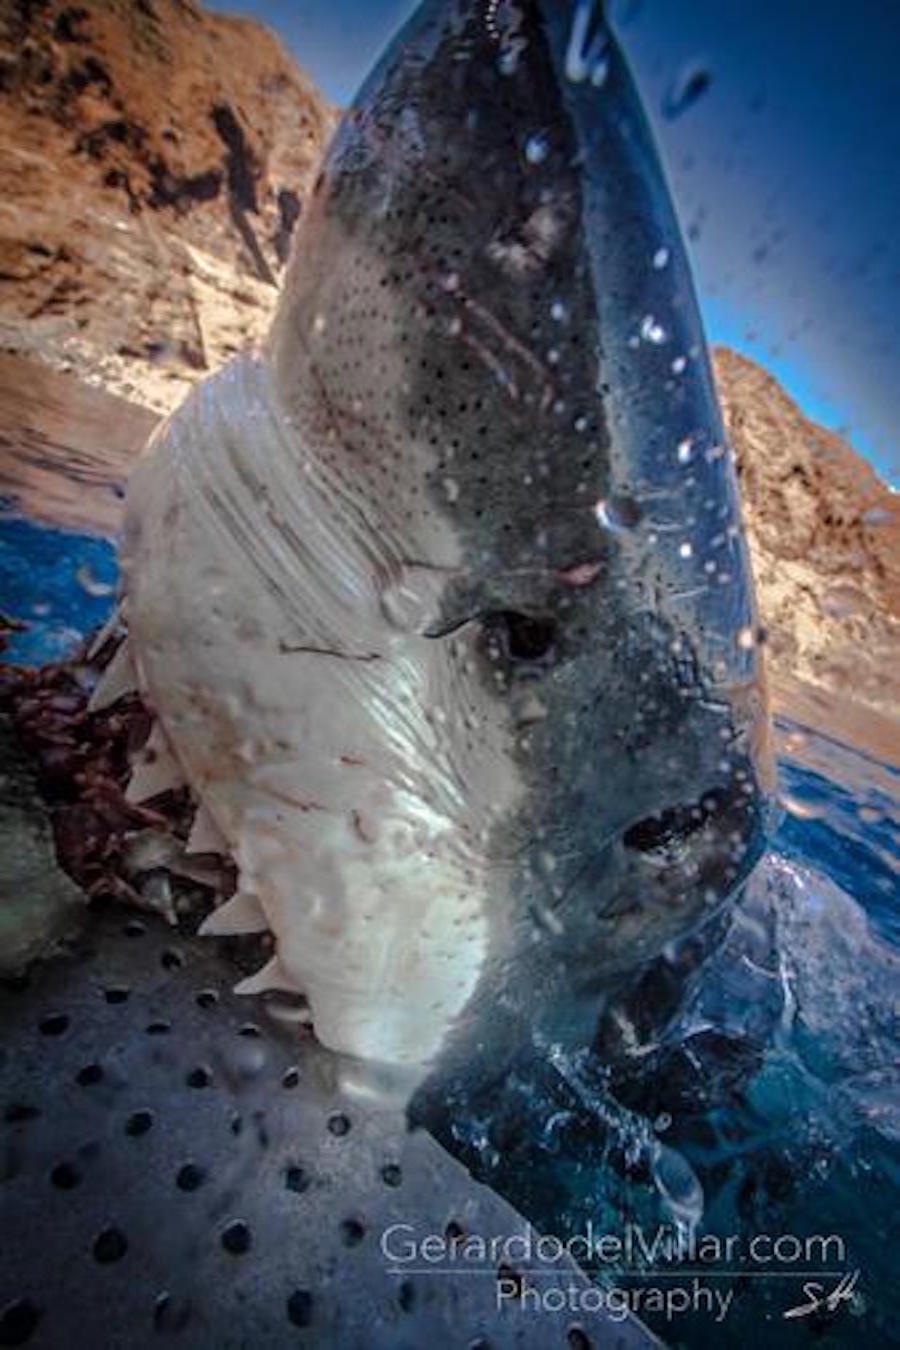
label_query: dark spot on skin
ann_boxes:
[39,1013,69,1035]
[124,1110,153,1137]
[50,1162,81,1190]
[285,1165,310,1194]
[286,1290,313,1327]
[327,1112,351,1137]
[339,1218,365,1247]
[0,1298,40,1345]
[497,1264,524,1297]
[93,1227,128,1263]
[175,1163,206,1192]
[398,1280,416,1312]
[4,1104,39,1124]
[220,1221,251,1255]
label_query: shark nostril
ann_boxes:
[484,611,558,665]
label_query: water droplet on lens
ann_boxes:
[652,1143,703,1229]
[640,314,667,344]
[663,63,712,119]
[76,565,114,598]
[524,132,548,165]
[594,496,642,533]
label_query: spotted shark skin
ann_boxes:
[104,0,776,1087]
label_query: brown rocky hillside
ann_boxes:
[716,348,898,725]
[0,0,336,409]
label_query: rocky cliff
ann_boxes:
[717,348,898,727]
[0,0,336,408]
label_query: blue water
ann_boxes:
[1,510,897,1347]
[0,515,117,666]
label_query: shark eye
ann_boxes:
[483,611,558,665]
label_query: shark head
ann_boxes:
[264,0,776,1065]
[121,0,775,1080]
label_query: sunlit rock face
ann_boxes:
[117,0,775,1081]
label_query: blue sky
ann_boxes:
[212,0,899,483]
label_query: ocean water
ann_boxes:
[0,516,118,668]
[1,512,897,1347]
